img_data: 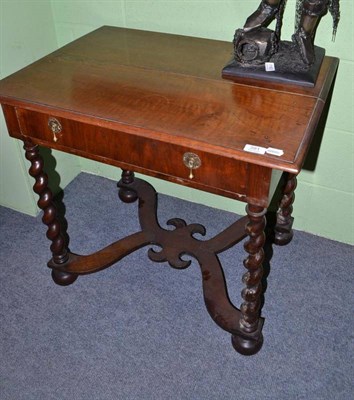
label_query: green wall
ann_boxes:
[0,0,81,214]
[0,0,56,215]
[1,1,353,245]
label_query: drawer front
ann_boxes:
[17,109,248,198]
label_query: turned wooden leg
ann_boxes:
[118,170,138,203]
[232,204,266,355]
[23,140,77,286]
[274,173,297,246]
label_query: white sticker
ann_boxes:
[244,144,284,157]
[265,62,275,72]
[243,144,266,155]
[265,147,284,156]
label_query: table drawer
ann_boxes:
[16,108,248,197]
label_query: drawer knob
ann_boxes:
[48,117,62,142]
[183,152,201,179]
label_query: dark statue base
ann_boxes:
[222,41,325,87]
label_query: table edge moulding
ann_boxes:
[0,26,339,356]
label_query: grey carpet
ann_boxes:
[0,172,353,400]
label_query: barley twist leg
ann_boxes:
[274,173,297,246]
[232,204,266,355]
[23,140,77,285]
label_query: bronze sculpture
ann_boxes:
[223,0,340,86]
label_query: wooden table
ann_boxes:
[0,26,338,355]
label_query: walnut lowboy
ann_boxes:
[0,27,338,355]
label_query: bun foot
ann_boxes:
[231,332,263,356]
[274,229,293,246]
[51,269,78,286]
[118,170,138,203]
[118,188,138,203]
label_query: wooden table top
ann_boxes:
[0,26,338,174]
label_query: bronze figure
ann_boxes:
[222,0,340,86]
[244,0,340,65]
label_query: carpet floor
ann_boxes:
[0,172,353,400]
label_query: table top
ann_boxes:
[0,26,338,174]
